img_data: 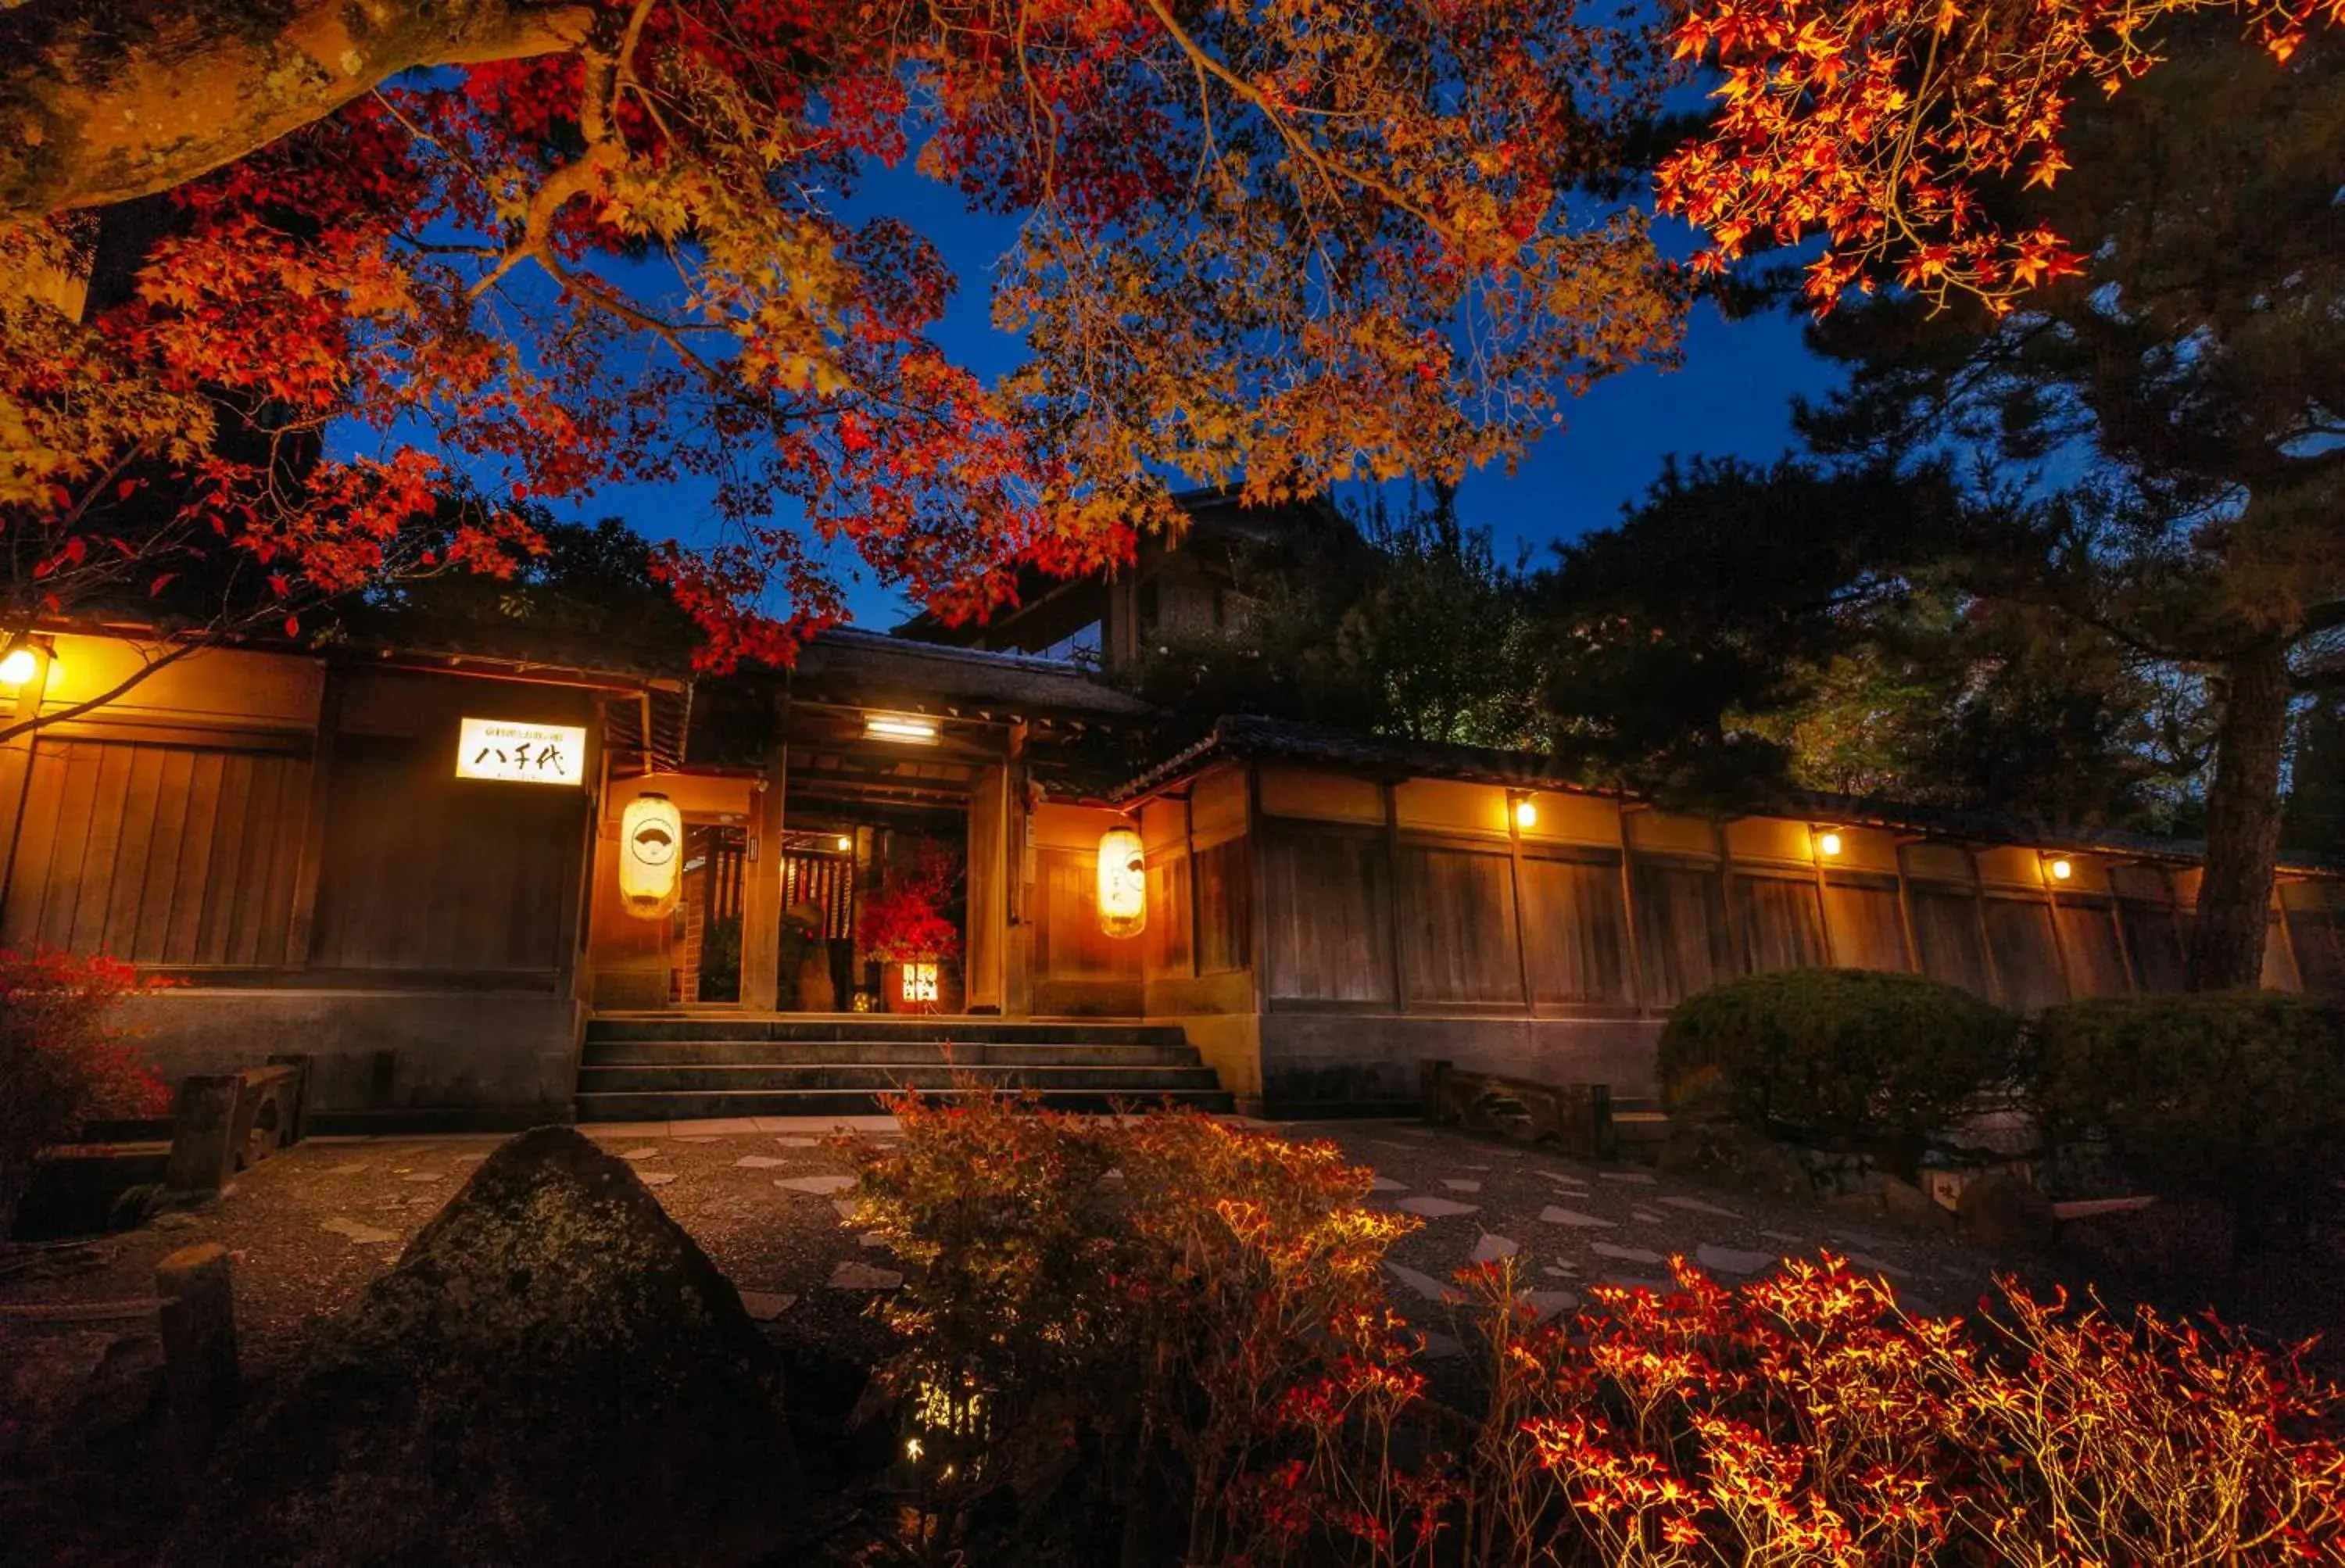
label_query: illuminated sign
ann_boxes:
[456,718,586,785]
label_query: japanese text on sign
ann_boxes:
[456,718,587,785]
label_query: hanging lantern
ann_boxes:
[618,792,684,920]
[1097,825,1146,939]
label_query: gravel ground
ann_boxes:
[5,1114,2341,1437]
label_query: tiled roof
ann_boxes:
[1112,714,2345,875]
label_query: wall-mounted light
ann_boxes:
[1513,795,1539,830]
[1097,824,1146,939]
[2047,857,2074,882]
[835,835,854,853]
[0,646,39,688]
[1815,828,1844,858]
[618,792,684,919]
[864,712,940,745]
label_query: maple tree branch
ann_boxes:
[1136,0,1460,249]
[0,0,598,220]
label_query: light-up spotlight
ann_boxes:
[1815,829,1844,858]
[2048,857,2074,882]
[862,711,940,745]
[1513,797,1538,830]
[0,646,39,687]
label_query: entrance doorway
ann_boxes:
[774,808,968,1013]
[674,821,746,1004]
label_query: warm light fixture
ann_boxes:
[1513,796,1538,830]
[835,835,853,853]
[2048,857,2074,882]
[900,961,940,1008]
[0,646,37,687]
[863,712,939,745]
[618,793,684,919]
[1097,824,1146,939]
[1816,829,1844,858]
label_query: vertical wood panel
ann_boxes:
[2054,899,2132,997]
[1519,854,1631,1004]
[1264,828,1393,1003]
[1735,873,1828,974]
[1984,898,2068,1011]
[1910,885,1992,997]
[1633,861,1735,1010]
[1397,843,1522,1005]
[0,739,310,966]
[1194,837,1251,974]
[1822,876,1910,972]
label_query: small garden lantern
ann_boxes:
[1097,824,1146,939]
[899,961,940,1011]
[618,792,684,919]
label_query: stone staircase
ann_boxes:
[575,1014,1233,1122]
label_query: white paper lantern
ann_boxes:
[618,792,684,920]
[1097,825,1146,940]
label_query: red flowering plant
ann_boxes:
[857,840,963,966]
[838,1094,2345,1566]
[0,946,170,1239]
[1459,1254,2345,1566]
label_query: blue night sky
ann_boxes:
[550,161,1846,628]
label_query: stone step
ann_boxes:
[582,1015,1189,1049]
[577,1062,1226,1094]
[576,1085,1235,1121]
[579,1040,1201,1069]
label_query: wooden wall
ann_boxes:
[1029,800,1144,1015]
[1240,761,2341,1018]
[1,640,598,990]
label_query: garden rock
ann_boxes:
[1956,1173,2056,1251]
[1881,1175,1951,1233]
[166,1126,797,1567]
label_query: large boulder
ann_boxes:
[169,1126,798,1566]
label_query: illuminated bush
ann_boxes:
[843,1098,2345,1565]
[1659,968,2020,1147]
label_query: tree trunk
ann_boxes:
[2186,640,2293,991]
[0,0,594,222]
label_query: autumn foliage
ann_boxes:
[844,1095,2345,1565]
[0,0,1676,683]
[0,945,168,1237]
[1657,0,2345,311]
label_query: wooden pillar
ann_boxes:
[1505,792,1534,1013]
[1617,804,1649,1015]
[1967,849,2006,1008]
[740,736,787,1011]
[0,644,53,911]
[284,666,340,967]
[1381,779,1408,1011]
[1808,829,1841,968]
[1889,840,1924,975]
[2039,859,2078,1004]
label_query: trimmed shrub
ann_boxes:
[1658,968,2020,1147]
[2027,992,2345,1220]
[0,946,167,1239]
